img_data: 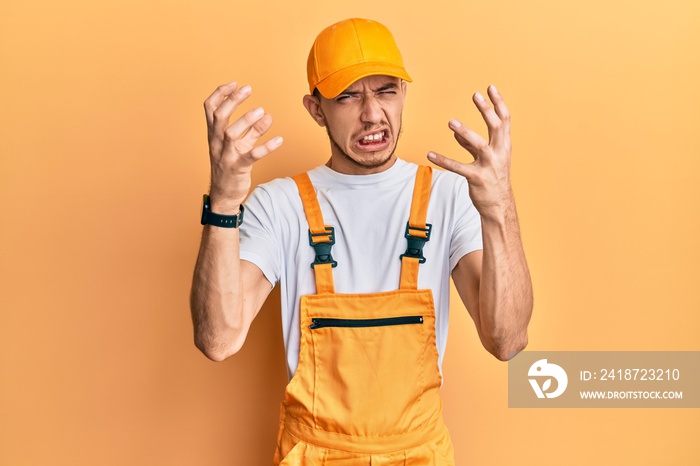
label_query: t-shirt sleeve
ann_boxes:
[239,185,281,288]
[449,176,483,271]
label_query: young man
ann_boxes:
[191,18,533,465]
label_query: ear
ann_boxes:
[303,94,327,127]
[401,80,407,103]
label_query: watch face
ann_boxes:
[201,194,211,225]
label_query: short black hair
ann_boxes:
[313,88,322,98]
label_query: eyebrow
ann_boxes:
[341,82,399,96]
[374,83,399,92]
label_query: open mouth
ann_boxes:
[356,130,389,150]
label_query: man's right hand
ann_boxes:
[203,82,283,214]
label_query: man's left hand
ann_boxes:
[427,84,513,220]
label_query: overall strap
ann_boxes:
[399,166,433,290]
[292,173,336,294]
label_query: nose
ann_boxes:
[361,95,383,124]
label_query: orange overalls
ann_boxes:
[274,166,455,465]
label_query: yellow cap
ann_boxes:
[307,18,412,99]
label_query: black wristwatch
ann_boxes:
[200,194,244,228]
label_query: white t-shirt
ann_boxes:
[239,158,483,380]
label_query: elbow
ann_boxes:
[190,300,248,362]
[482,301,533,362]
[194,331,244,362]
[486,333,529,362]
[196,344,226,362]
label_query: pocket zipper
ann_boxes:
[309,315,423,330]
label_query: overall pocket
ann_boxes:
[310,315,423,329]
[309,312,431,437]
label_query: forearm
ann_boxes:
[477,195,533,360]
[190,224,250,361]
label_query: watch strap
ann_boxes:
[201,194,244,228]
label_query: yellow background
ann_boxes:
[1,0,699,464]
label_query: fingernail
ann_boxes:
[475,92,485,102]
[427,152,436,160]
[252,107,264,117]
[449,119,462,128]
[490,84,499,94]
[226,81,237,86]
[272,136,283,146]
[239,85,252,95]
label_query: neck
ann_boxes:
[325,155,397,175]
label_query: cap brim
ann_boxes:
[315,62,412,99]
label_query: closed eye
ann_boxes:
[335,94,355,102]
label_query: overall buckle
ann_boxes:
[400,222,432,264]
[308,227,338,269]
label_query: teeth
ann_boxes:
[362,131,385,141]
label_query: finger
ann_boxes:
[449,119,489,160]
[210,84,253,139]
[224,107,266,146]
[235,113,274,152]
[203,82,238,126]
[487,84,511,135]
[471,91,502,143]
[426,150,476,179]
[248,136,284,162]
[228,113,273,156]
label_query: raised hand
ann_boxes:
[429,85,532,361]
[203,82,283,213]
[427,84,513,219]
